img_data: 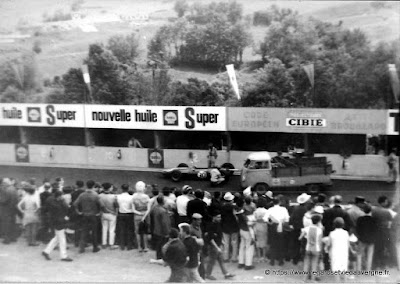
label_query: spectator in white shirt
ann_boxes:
[176,185,192,225]
[116,184,134,250]
[263,198,289,266]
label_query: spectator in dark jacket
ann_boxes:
[372,195,393,270]
[41,190,73,262]
[151,195,172,260]
[220,192,239,262]
[187,189,208,222]
[0,178,19,244]
[322,195,353,236]
[179,223,204,282]
[356,204,377,270]
[288,193,311,264]
[162,228,187,283]
[73,180,102,253]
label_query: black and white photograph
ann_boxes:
[0,0,399,282]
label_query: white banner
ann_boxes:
[226,64,240,100]
[387,109,399,135]
[388,64,399,103]
[85,105,227,131]
[0,103,85,127]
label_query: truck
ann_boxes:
[240,151,334,193]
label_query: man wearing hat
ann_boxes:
[347,196,366,229]
[179,223,205,282]
[288,193,311,265]
[190,213,206,279]
[221,192,239,263]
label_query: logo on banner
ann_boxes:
[15,144,29,162]
[286,111,326,128]
[27,107,41,123]
[163,110,178,126]
[148,149,164,168]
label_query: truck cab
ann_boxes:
[240,151,333,193]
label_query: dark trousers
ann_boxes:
[167,265,187,282]
[288,229,302,263]
[79,215,100,251]
[205,245,228,277]
[153,234,168,260]
[117,213,134,249]
[1,214,16,243]
[270,224,285,263]
[176,215,189,226]
[373,230,390,269]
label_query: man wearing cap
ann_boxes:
[176,185,192,225]
[288,193,311,265]
[346,196,366,230]
[99,182,118,249]
[179,223,205,282]
[190,213,205,279]
[220,192,239,263]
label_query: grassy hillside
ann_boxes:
[0,0,399,86]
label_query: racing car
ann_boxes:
[162,163,236,183]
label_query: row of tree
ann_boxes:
[0,1,398,109]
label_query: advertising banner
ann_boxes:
[227,107,388,135]
[15,144,29,162]
[387,109,399,135]
[0,103,85,128]
[84,105,227,131]
[148,148,164,168]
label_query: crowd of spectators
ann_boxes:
[0,176,399,282]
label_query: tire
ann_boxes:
[177,163,188,168]
[306,184,321,195]
[221,163,234,170]
[171,170,183,182]
[254,183,269,193]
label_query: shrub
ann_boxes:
[253,11,272,26]
[32,40,42,54]
[43,9,72,22]
[71,0,84,12]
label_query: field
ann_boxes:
[0,0,399,86]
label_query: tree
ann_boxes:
[241,59,295,107]
[258,14,318,67]
[0,86,25,103]
[107,33,139,65]
[59,68,86,103]
[174,0,189,18]
[162,78,228,106]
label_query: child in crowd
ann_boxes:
[299,214,323,282]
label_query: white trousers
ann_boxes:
[101,213,117,245]
[238,229,255,266]
[44,229,67,259]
